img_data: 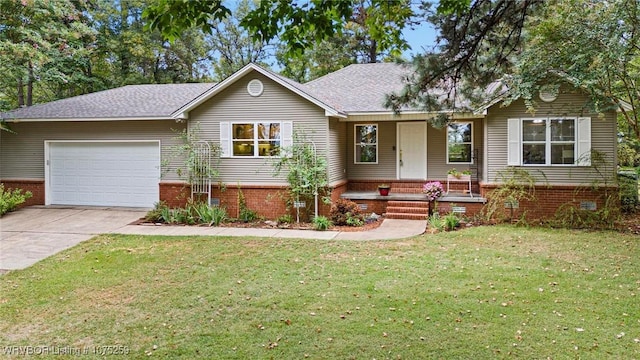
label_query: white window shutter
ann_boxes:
[220,122,230,157]
[507,118,521,166]
[576,117,591,166]
[281,121,293,148]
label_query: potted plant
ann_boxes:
[447,168,471,180]
[378,184,391,196]
[422,181,444,215]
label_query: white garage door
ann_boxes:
[48,141,160,208]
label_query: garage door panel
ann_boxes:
[48,142,159,207]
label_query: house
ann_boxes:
[0,63,618,220]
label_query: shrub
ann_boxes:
[239,207,258,222]
[345,215,364,227]
[237,185,259,222]
[443,212,460,231]
[160,206,174,224]
[0,184,32,216]
[145,201,169,222]
[618,141,640,167]
[619,172,639,213]
[277,214,294,224]
[175,207,196,225]
[428,213,444,232]
[194,202,227,226]
[330,199,364,226]
[312,216,332,231]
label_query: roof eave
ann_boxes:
[475,95,634,114]
[4,116,176,122]
[344,110,485,119]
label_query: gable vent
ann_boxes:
[247,79,264,97]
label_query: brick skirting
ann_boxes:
[0,179,45,207]
[160,180,350,220]
[480,183,618,220]
[2,179,618,221]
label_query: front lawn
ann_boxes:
[1,226,639,359]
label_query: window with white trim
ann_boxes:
[447,122,473,164]
[219,121,293,158]
[508,117,591,166]
[354,124,377,163]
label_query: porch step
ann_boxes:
[386,213,429,220]
[385,200,429,220]
[390,182,424,194]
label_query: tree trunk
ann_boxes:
[27,61,34,106]
[368,39,377,63]
[17,78,24,107]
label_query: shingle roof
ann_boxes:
[1,63,424,121]
[303,63,413,113]
[1,83,215,120]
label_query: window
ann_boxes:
[447,122,473,164]
[508,117,590,166]
[355,124,377,163]
[230,122,281,157]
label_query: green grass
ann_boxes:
[1,226,639,359]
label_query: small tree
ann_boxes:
[272,133,329,222]
[162,123,221,203]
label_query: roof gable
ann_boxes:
[174,63,346,119]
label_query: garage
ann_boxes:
[46,141,160,208]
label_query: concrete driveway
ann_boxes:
[0,207,146,271]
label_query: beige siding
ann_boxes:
[189,71,329,185]
[344,119,485,181]
[485,92,617,185]
[0,120,185,181]
[346,121,397,180]
[426,119,484,180]
[328,118,347,184]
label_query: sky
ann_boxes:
[402,21,439,58]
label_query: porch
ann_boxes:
[340,182,487,220]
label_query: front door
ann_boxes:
[397,122,427,179]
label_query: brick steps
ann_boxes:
[385,200,429,220]
[391,182,423,194]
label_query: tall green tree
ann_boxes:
[385,0,543,119]
[506,0,640,137]
[144,0,414,61]
[207,0,271,81]
[0,0,96,109]
[275,0,417,82]
[92,0,212,87]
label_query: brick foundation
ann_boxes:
[480,183,618,221]
[347,180,386,192]
[159,180,350,220]
[5,178,615,222]
[159,182,191,208]
[0,179,45,207]
[435,201,485,217]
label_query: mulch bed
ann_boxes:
[132,217,384,232]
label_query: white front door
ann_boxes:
[397,122,427,179]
